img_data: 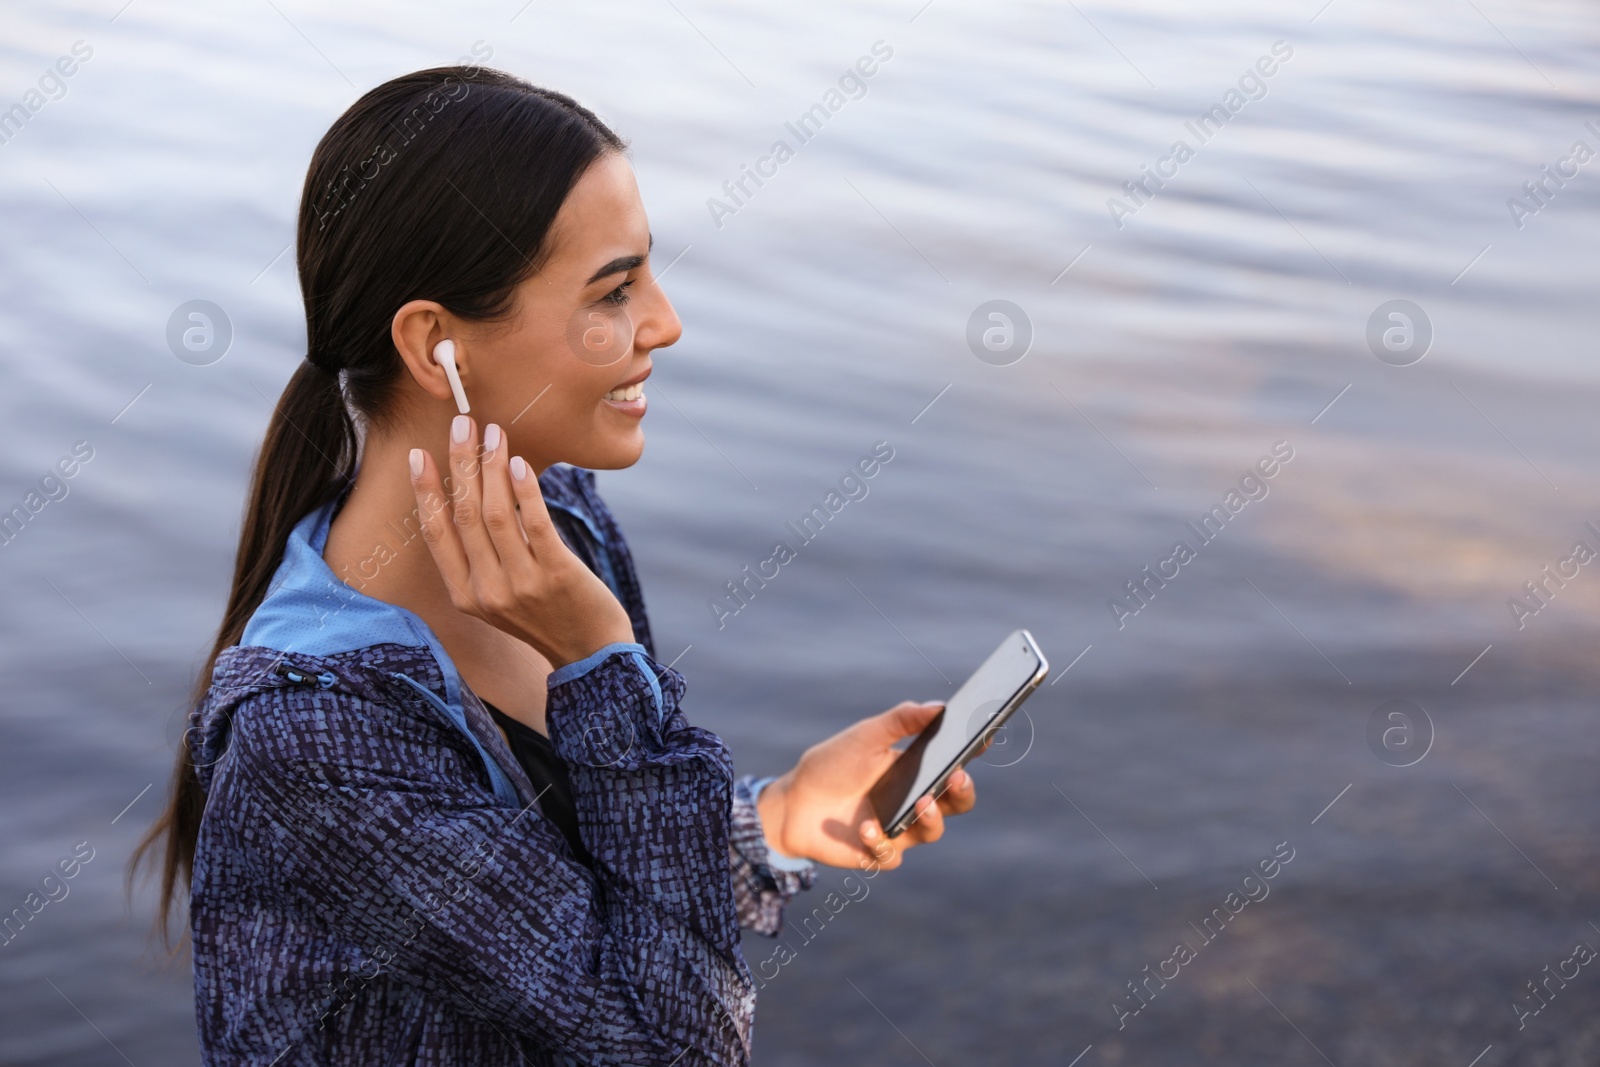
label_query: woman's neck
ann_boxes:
[324,429,450,607]
[321,423,556,734]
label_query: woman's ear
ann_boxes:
[392,299,462,406]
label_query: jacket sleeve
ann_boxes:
[229,644,754,1065]
[727,776,817,935]
[550,471,815,930]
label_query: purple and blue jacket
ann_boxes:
[188,464,815,1065]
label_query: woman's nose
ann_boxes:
[635,281,682,352]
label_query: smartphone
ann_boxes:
[868,629,1048,838]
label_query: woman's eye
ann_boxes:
[602,279,635,306]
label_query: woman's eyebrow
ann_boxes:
[585,233,654,285]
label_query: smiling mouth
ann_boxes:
[604,364,649,412]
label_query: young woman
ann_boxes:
[133,66,978,1065]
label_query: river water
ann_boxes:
[2,0,1598,1063]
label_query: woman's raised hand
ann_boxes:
[756,701,979,870]
[408,416,635,668]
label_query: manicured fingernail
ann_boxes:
[862,821,882,842]
[408,448,424,478]
[509,456,529,481]
[483,423,501,453]
[452,415,470,444]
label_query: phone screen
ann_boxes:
[869,630,1046,836]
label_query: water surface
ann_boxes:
[2,0,1598,1063]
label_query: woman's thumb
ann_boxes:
[875,700,944,742]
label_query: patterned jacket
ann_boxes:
[188,465,814,1065]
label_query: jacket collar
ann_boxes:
[193,467,596,806]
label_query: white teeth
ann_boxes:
[605,383,644,402]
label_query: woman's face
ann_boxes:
[453,150,680,473]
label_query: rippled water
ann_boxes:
[3,0,1599,1063]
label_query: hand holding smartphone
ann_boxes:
[868,629,1048,838]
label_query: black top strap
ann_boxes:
[483,699,592,867]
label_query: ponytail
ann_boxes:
[130,360,355,946]
[127,66,622,949]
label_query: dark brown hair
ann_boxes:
[129,65,624,945]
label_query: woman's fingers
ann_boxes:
[936,767,977,816]
[446,415,502,572]
[857,821,903,870]
[476,423,536,584]
[405,420,636,665]
[506,454,565,558]
[408,448,473,601]
[860,795,944,858]
[853,767,971,862]
[902,793,947,844]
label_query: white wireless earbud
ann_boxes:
[433,338,470,414]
